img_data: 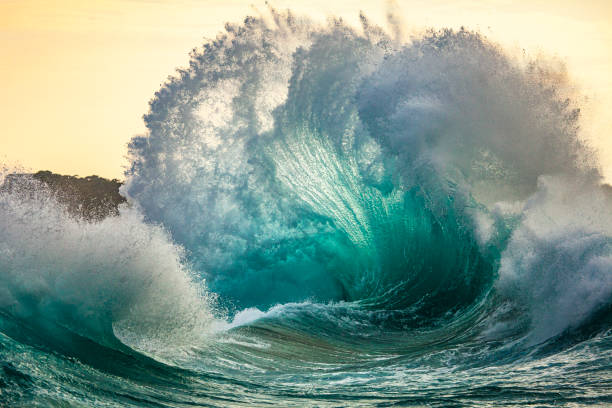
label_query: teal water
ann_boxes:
[2,11,612,407]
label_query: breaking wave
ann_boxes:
[2,10,612,407]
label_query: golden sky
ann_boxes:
[1,0,611,180]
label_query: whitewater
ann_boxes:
[1,10,612,407]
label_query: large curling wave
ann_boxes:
[120,11,612,343]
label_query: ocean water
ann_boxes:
[2,11,612,407]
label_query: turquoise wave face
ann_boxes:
[2,10,612,407]
[123,14,595,318]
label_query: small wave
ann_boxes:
[0,175,216,355]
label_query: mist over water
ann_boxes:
[2,10,612,407]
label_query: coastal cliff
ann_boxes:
[2,170,126,220]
